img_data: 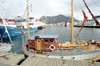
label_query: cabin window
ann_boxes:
[29,23,33,25]
[45,40,48,42]
[38,40,40,42]
[50,39,54,43]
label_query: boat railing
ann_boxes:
[27,44,98,54]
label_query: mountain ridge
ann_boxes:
[40,14,78,24]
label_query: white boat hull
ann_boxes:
[0,43,11,53]
[23,48,100,60]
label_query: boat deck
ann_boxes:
[58,42,100,53]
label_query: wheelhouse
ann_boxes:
[28,35,59,52]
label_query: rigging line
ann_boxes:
[23,8,27,18]
[91,0,100,9]
[6,8,17,22]
[22,5,32,18]
[74,0,78,20]
[77,0,83,10]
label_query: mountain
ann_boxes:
[40,14,78,24]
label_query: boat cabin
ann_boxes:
[28,35,59,52]
[15,19,27,27]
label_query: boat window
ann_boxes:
[45,40,48,42]
[29,23,33,25]
[38,40,40,42]
[50,39,54,43]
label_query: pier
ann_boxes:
[0,53,24,66]
[0,53,100,66]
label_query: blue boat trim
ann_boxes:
[46,50,100,56]
[15,19,27,22]
[28,37,35,40]
[38,35,58,38]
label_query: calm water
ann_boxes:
[2,25,100,54]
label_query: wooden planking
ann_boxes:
[0,62,12,66]
[84,55,100,61]
[0,53,24,65]
[0,53,100,66]
[0,53,11,56]
[21,56,100,66]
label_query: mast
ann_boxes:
[27,0,30,38]
[71,0,74,43]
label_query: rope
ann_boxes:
[74,0,78,21]
[77,0,83,10]
[91,0,100,9]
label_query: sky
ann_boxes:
[0,0,100,20]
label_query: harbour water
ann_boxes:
[2,25,100,54]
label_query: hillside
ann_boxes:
[40,14,77,24]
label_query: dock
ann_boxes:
[0,52,24,66]
[20,56,100,66]
[0,52,100,66]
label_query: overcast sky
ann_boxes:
[0,0,100,20]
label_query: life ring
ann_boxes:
[49,44,55,51]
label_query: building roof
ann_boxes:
[28,35,58,40]
[38,35,58,38]
[28,37,35,40]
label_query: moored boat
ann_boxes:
[23,35,100,60]
[0,43,12,53]
[22,0,100,60]
[0,18,38,37]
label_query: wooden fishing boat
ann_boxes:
[23,35,100,60]
[22,0,100,60]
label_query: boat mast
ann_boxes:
[27,0,30,38]
[71,0,74,43]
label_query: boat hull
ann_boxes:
[0,43,12,53]
[74,25,100,28]
[0,25,38,37]
[23,47,100,60]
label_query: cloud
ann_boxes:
[0,0,100,20]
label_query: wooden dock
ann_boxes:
[0,52,24,66]
[0,52,100,66]
[21,56,100,66]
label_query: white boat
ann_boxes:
[0,10,12,53]
[0,18,38,37]
[74,18,100,28]
[0,43,12,53]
